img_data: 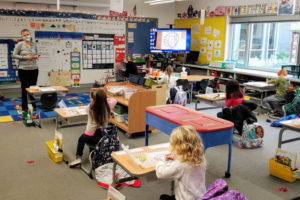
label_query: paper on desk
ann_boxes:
[76,108,87,115]
[115,147,143,155]
[40,87,55,92]
[29,85,40,90]
[244,82,273,87]
[148,143,170,150]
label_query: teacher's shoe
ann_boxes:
[69,158,82,168]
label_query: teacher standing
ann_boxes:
[13,29,39,112]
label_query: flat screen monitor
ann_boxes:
[150,28,191,53]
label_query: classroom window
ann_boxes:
[230,21,300,71]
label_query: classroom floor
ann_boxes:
[0,88,300,200]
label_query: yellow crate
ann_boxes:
[269,158,300,183]
[46,140,63,163]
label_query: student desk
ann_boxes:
[180,75,215,103]
[145,104,234,177]
[54,106,88,129]
[195,93,225,110]
[243,82,275,104]
[278,119,300,148]
[111,143,170,187]
[26,86,69,105]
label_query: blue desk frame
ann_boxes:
[145,112,233,178]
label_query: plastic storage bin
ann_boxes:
[269,158,300,183]
[46,140,63,163]
[124,114,128,125]
[114,112,125,123]
[114,105,126,115]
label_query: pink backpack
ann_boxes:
[199,179,247,200]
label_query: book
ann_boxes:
[275,148,297,170]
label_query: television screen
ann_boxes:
[150,28,191,53]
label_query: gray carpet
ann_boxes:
[0,92,300,200]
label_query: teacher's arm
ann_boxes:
[12,42,24,60]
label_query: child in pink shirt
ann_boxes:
[225,79,244,107]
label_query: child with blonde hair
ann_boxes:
[156,125,206,200]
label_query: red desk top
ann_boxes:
[146,105,234,133]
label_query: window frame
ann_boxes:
[227,15,300,72]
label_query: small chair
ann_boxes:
[176,79,191,103]
[36,92,57,128]
[195,79,209,94]
[81,125,119,179]
[209,77,219,92]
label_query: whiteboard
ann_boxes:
[0,16,126,85]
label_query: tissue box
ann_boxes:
[209,61,235,69]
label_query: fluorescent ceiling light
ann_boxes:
[144,0,186,5]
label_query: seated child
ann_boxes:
[217,79,244,118]
[262,69,290,113]
[69,89,110,168]
[158,65,176,100]
[156,125,206,200]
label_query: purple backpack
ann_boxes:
[199,179,247,200]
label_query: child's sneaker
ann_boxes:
[69,158,82,168]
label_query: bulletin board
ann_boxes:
[0,39,18,82]
[127,20,157,58]
[175,16,227,64]
[0,15,126,85]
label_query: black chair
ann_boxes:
[37,92,58,128]
[195,79,209,94]
[81,125,118,179]
[209,77,219,92]
[176,79,191,103]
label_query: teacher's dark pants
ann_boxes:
[18,69,39,111]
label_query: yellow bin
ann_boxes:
[46,140,63,163]
[269,158,300,183]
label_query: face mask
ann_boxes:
[23,35,31,41]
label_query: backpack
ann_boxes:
[238,122,264,149]
[199,178,247,200]
[167,86,187,106]
[91,125,119,169]
[283,95,300,116]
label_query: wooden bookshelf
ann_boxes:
[104,82,156,135]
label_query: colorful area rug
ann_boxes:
[0,92,90,122]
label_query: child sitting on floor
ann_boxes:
[156,125,206,200]
[217,79,244,118]
[262,69,290,113]
[69,89,110,168]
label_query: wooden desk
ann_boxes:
[54,106,88,129]
[195,93,225,110]
[145,104,234,177]
[26,86,69,94]
[111,143,170,187]
[26,86,69,106]
[184,75,215,82]
[243,82,275,104]
[278,119,300,148]
[180,75,215,103]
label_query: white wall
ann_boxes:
[0,0,175,28]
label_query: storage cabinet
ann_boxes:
[104,82,156,135]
